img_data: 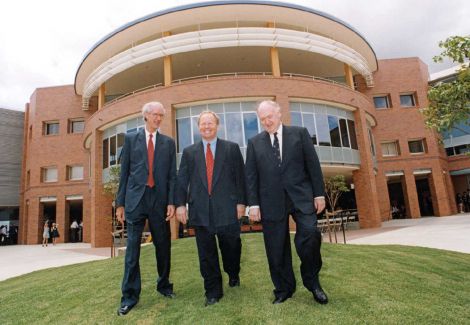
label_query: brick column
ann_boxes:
[428,167,453,216]
[90,129,113,247]
[376,171,391,221]
[352,108,381,228]
[402,170,420,218]
[56,197,66,243]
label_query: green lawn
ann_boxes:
[1,233,470,324]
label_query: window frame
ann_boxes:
[68,118,85,134]
[400,93,417,108]
[408,138,426,154]
[41,166,58,183]
[66,165,84,181]
[373,95,391,109]
[381,140,400,157]
[43,121,60,136]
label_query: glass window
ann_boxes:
[42,167,58,182]
[328,115,341,147]
[400,94,416,107]
[408,139,425,154]
[109,136,117,166]
[68,166,84,180]
[225,113,244,147]
[381,141,399,157]
[176,118,191,153]
[117,133,125,164]
[290,112,302,127]
[373,95,391,109]
[217,114,226,140]
[339,119,350,148]
[70,120,84,133]
[192,117,201,145]
[368,128,376,156]
[44,122,59,135]
[445,147,455,156]
[454,144,470,155]
[316,114,331,146]
[102,138,109,168]
[243,112,259,145]
[347,120,358,150]
[303,113,317,145]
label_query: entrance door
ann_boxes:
[415,177,434,216]
[387,179,406,219]
[67,200,83,242]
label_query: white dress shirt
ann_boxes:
[145,128,157,150]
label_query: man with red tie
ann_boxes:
[116,101,177,316]
[176,111,246,306]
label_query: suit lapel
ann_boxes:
[195,141,209,192]
[212,139,225,190]
[137,129,148,172]
[153,131,164,174]
[280,126,291,172]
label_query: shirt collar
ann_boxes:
[202,137,217,148]
[270,124,283,137]
[145,127,157,139]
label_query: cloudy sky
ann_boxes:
[0,0,468,111]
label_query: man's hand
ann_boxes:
[249,207,261,222]
[176,206,187,224]
[116,206,125,225]
[237,204,246,220]
[314,197,326,214]
[166,205,175,221]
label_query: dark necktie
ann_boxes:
[273,132,281,167]
[147,134,155,188]
[206,143,214,195]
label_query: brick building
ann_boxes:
[19,1,463,247]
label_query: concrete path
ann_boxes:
[1,214,469,282]
[347,214,470,254]
[0,243,110,282]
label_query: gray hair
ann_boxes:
[142,101,165,117]
[197,110,220,125]
[257,100,281,112]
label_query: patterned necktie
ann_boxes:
[273,132,281,167]
[206,143,214,195]
[147,134,155,188]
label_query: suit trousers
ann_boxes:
[121,186,173,307]
[261,193,322,300]
[193,203,241,299]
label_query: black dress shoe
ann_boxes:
[229,277,240,287]
[272,296,290,304]
[312,287,328,305]
[160,291,176,299]
[205,297,220,306]
[117,305,133,316]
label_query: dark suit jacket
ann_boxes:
[116,128,176,217]
[175,139,246,227]
[245,125,324,221]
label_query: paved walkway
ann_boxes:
[1,214,469,282]
[0,243,110,282]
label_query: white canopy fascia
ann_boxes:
[81,27,375,108]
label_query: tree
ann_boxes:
[103,165,121,227]
[324,175,349,213]
[421,35,470,133]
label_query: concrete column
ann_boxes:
[352,108,381,228]
[267,22,281,77]
[163,31,173,86]
[344,64,354,89]
[98,83,106,110]
[403,170,420,218]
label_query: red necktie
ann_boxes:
[206,143,214,195]
[147,134,155,188]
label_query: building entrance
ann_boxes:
[66,200,83,242]
[387,179,407,219]
[415,177,434,216]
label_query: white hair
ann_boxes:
[257,100,281,112]
[142,101,165,117]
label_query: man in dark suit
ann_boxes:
[245,100,328,305]
[116,101,177,316]
[176,111,246,306]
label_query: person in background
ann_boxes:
[51,223,60,245]
[42,221,50,247]
[70,220,79,242]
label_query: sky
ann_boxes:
[0,0,468,111]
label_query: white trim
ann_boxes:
[81,27,374,108]
[66,195,84,201]
[40,196,57,203]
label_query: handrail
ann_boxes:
[103,72,350,108]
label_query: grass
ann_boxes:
[1,233,470,324]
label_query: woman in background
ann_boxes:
[42,221,50,247]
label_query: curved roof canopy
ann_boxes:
[75,1,378,107]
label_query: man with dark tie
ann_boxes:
[245,100,328,305]
[175,111,246,306]
[116,101,176,316]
